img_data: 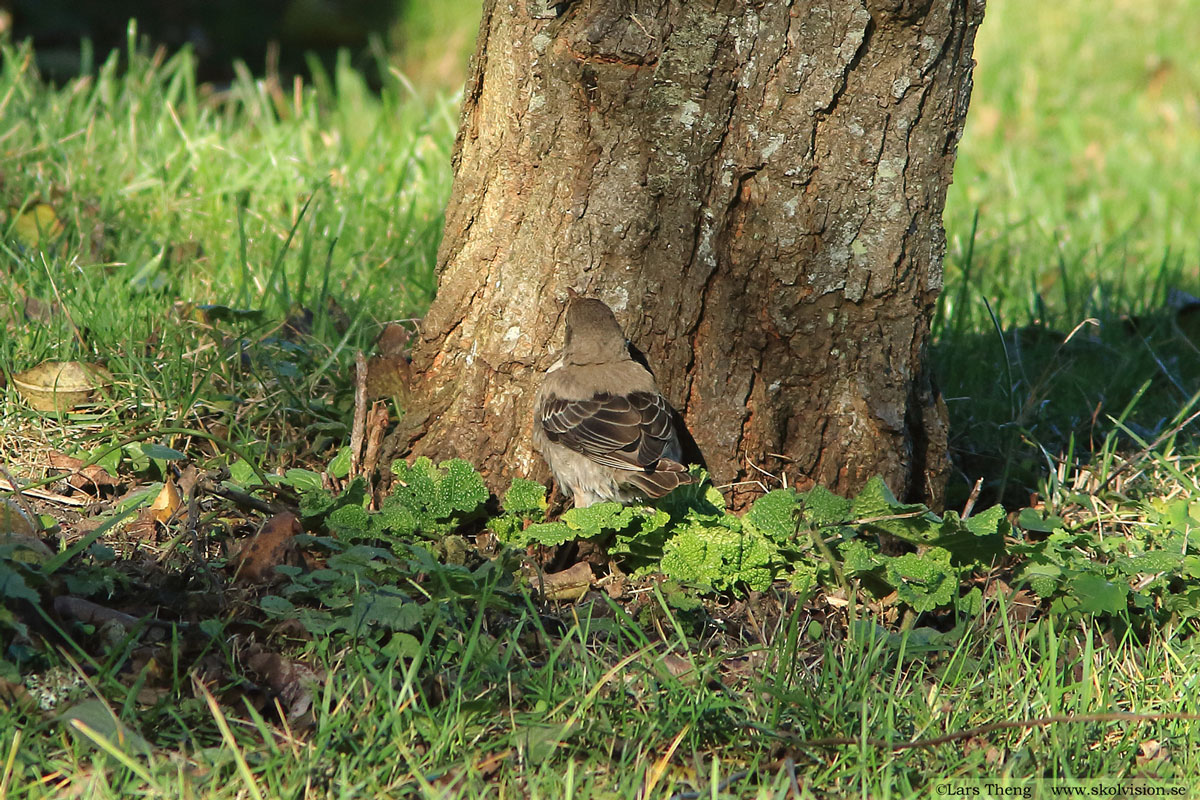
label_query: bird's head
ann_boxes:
[562,296,629,366]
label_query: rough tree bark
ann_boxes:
[389,0,984,509]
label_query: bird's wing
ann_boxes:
[539,390,677,472]
[622,462,691,498]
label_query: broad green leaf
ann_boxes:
[930,507,1007,563]
[327,447,353,479]
[282,468,324,492]
[228,458,258,487]
[437,459,489,515]
[0,562,38,603]
[300,488,338,518]
[328,504,371,537]
[660,522,776,591]
[956,587,984,616]
[850,476,928,520]
[561,503,637,536]
[384,633,423,660]
[520,522,576,547]
[838,539,884,573]
[611,508,672,560]
[1068,573,1128,615]
[1117,551,1183,575]
[140,443,186,461]
[350,592,424,632]
[1022,563,1063,598]
[745,489,802,542]
[59,698,152,756]
[885,549,957,613]
[501,479,548,517]
[1017,507,1065,534]
[370,504,419,538]
[964,505,1009,538]
[800,485,851,526]
[655,471,723,518]
[391,458,487,524]
[260,595,296,616]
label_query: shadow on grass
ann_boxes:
[935,302,1200,511]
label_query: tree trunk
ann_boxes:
[390,0,983,509]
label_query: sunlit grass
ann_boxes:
[938,0,1200,506]
[4,3,1200,797]
[944,0,1200,323]
[1,32,456,468]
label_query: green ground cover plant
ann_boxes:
[3,1,1200,796]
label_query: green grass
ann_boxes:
[5,591,1198,798]
[938,0,1200,507]
[944,0,1200,310]
[4,2,1200,798]
[1,31,455,468]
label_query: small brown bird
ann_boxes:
[533,296,695,507]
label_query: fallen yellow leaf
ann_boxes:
[149,480,182,524]
[11,203,64,246]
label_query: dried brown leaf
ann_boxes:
[124,508,159,542]
[1137,739,1166,767]
[0,676,40,715]
[244,644,325,721]
[48,452,120,492]
[233,512,304,584]
[541,562,594,601]
[365,354,410,401]
[375,322,411,358]
[474,749,512,779]
[660,653,696,681]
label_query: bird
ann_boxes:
[532,295,696,507]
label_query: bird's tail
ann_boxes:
[623,459,695,499]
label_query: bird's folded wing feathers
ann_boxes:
[623,463,691,497]
[540,390,677,472]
